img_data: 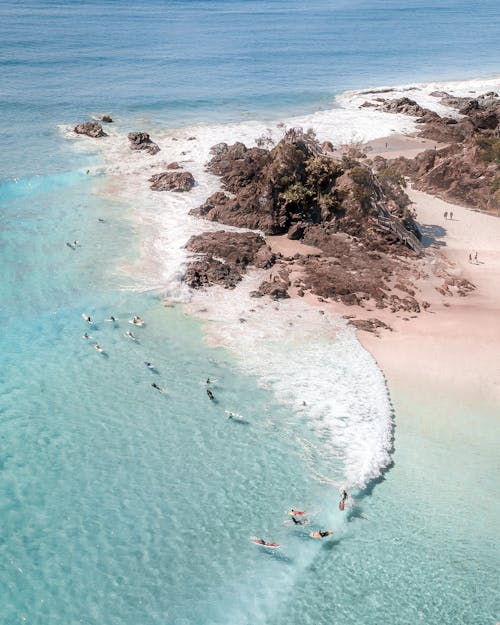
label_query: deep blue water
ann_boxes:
[0,1,499,624]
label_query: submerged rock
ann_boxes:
[101,115,113,123]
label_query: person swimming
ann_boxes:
[291,516,308,526]
[289,509,307,517]
[250,537,280,548]
[125,330,136,340]
[66,241,75,249]
[151,383,165,393]
[144,361,156,370]
[109,315,116,322]
[339,490,348,511]
[95,344,103,353]
[82,332,90,340]
[206,377,211,384]
[206,388,215,401]
[82,313,92,324]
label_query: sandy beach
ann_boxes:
[332,186,500,409]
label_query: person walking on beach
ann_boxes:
[469,253,472,263]
[474,251,478,263]
[443,211,448,220]
[450,211,453,220]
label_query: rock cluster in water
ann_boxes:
[74,121,107,138]
[149,171,195,192]
[127,132,160,155]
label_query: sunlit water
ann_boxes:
[1,1,499,623]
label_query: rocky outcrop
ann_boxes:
[166,161,181,169]
[251,274,290,299]
[74,121,107,138]
[184,231,275,289]
[101,115,113,123]
[384,139,500,213]
[128,132,160,155]
[379,92,500,144]
[192,137,419,250]
[379,97,430,117]
[375,92,500,213]
[149,171,195,192]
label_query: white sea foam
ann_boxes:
[338,74,500,118]
[186,275,393,489]
[66,73,498,489]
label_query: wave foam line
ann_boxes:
[187,276,393,490]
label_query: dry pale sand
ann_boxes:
[365,133,447,159]
[354,188,500,408]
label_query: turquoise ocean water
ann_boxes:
[1,1,499,623]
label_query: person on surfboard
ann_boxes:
[310,530,333,539]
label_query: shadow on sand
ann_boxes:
[419,223,447,247]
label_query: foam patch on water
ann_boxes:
[186,274,393,490]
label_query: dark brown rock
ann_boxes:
[128,132,160,155]
[101,115,113,123]
[287,223,305,240]
[184,259,241,289]
[166,161,181,170]
[348,318,392,333]
[183,231,275,289]
[149,171,195,192]
[74,121,107,138]
[251,276,290,300]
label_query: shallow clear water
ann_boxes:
[1,1,499,624]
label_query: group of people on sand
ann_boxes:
[443,211,454,220]
[252,491,348,549]
[468,251,480,264]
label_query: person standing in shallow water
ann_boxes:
[444,211,448,220]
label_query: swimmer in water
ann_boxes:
[291,516,308,526]
[125,330,136,340]
[206,377,211,384]
[151,383,165,393]
[289,509,307,517]
[310,530,333,539]
[95,344,103,353]
[339,490,348,511]
[66,242,75,249]
[250,537,280,547]
[98,218,105,223]
[206,388,215,401]
[109,316,116,322]
[144,361,156,370]
[82,313,92,324]
[82,332,90,340]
